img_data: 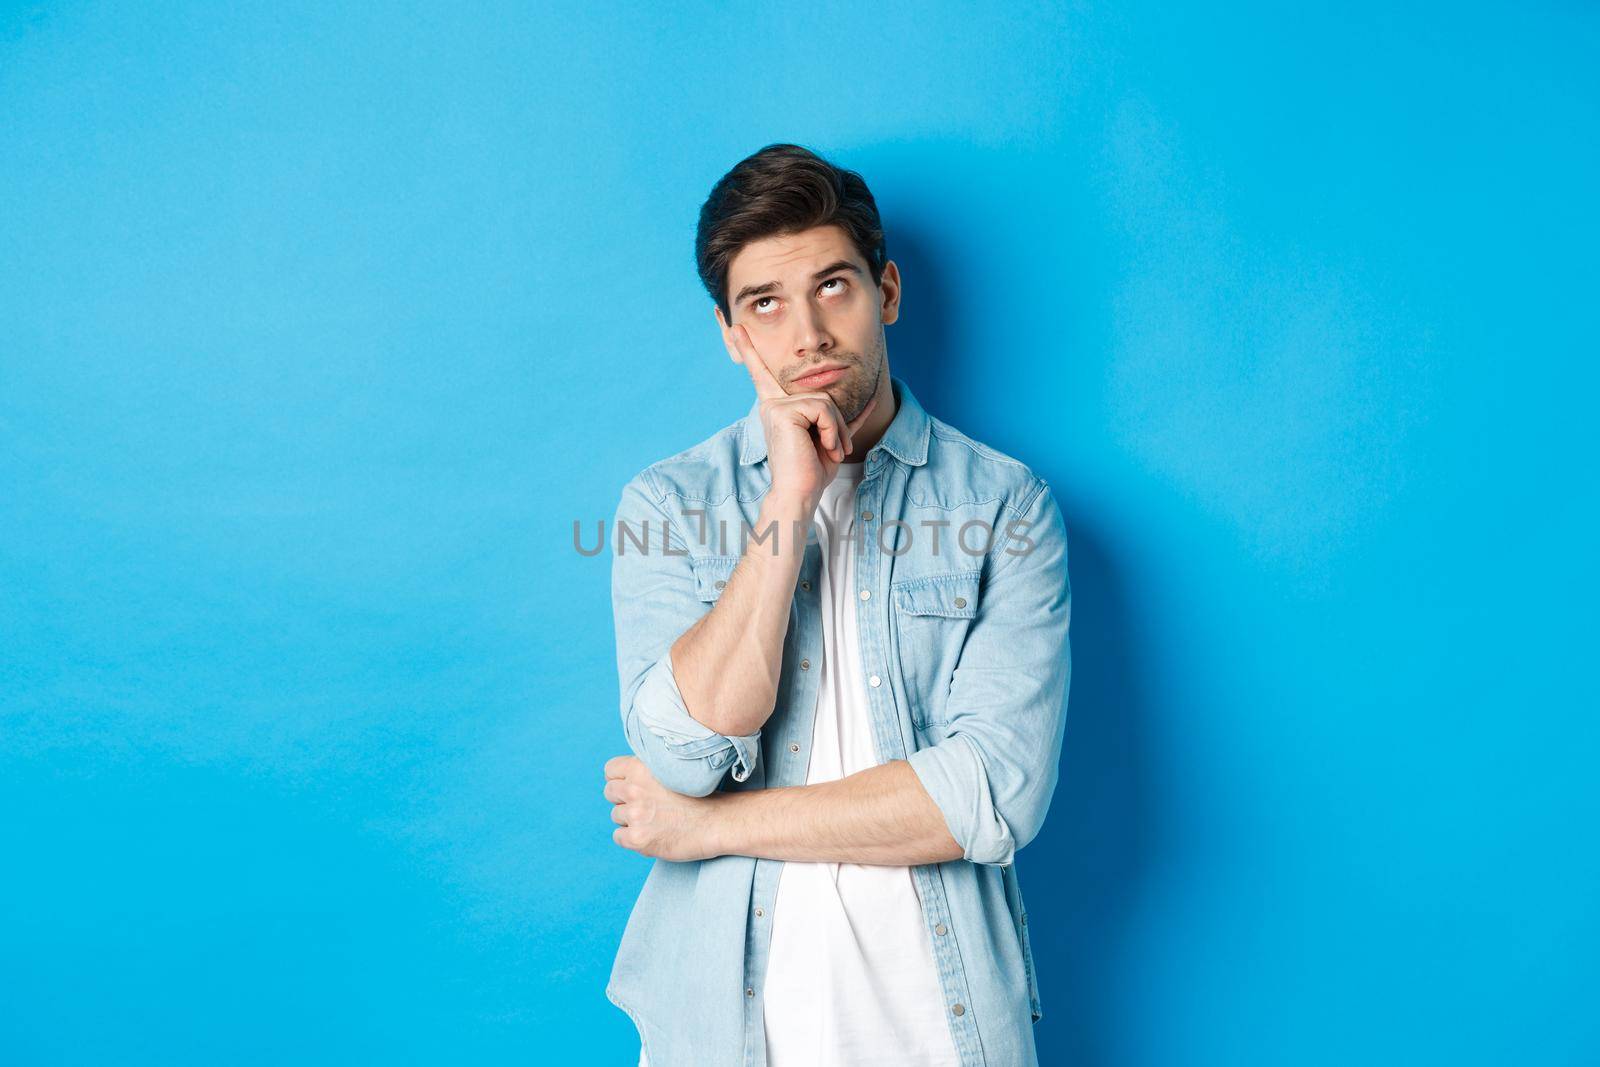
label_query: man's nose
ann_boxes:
[793,304,833,357]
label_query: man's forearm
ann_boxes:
[705,758,965,866]
[671,492,811,738]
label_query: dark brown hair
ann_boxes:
[696,143,887,322]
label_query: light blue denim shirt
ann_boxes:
[607,375,1072,1067]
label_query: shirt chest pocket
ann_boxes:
[888,569,981,729]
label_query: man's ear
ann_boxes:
[713,304,742,365]
[879,260,902,327]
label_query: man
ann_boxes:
[602,143,1072,1067]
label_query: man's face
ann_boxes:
[716,224,900,423]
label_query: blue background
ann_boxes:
[3,2,1596,1064]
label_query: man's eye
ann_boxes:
[754,279,842,313]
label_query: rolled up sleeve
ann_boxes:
[905,478,1072,868]
[612,470,761,797]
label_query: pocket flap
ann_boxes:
[891,570,980,618]
[691,555,740,602]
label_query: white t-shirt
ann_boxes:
[763,461,959,1066]
[639,461,957,1067]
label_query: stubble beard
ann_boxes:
[831,332,886,423]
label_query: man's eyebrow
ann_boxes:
[732,260,863,306]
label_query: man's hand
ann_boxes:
[602,753,966,867]
[604,754,724,862]
[715,311,877,512]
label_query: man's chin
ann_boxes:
[842,394,876,424]
[795,365,872,420]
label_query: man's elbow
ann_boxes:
[621,705,732,798]
[962,817,1019,868]
[654,765,725,799]
[962,802,1054,868]
[994,772,1062,865]
[923,778,1023,868]
[676,679,769,740]
[907,736,1051,869]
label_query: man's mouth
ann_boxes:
[791,363,849,388]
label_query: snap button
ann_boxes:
[800,579,811,592]
[800,659,810,670]
[858,589,871,601]
[951,1003,965,1017]
[714,579,726,590]
[953,596,966,608]
[869,675,881,688]
[746,987,755,998]
[789,742,800,753]
[934,922,947,936]
[754,907,764,917]
[861,510,874,522]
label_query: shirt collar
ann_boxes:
[738,374,931,468]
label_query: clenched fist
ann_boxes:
[604,755,724,863]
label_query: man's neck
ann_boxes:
[843,373,897,461]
